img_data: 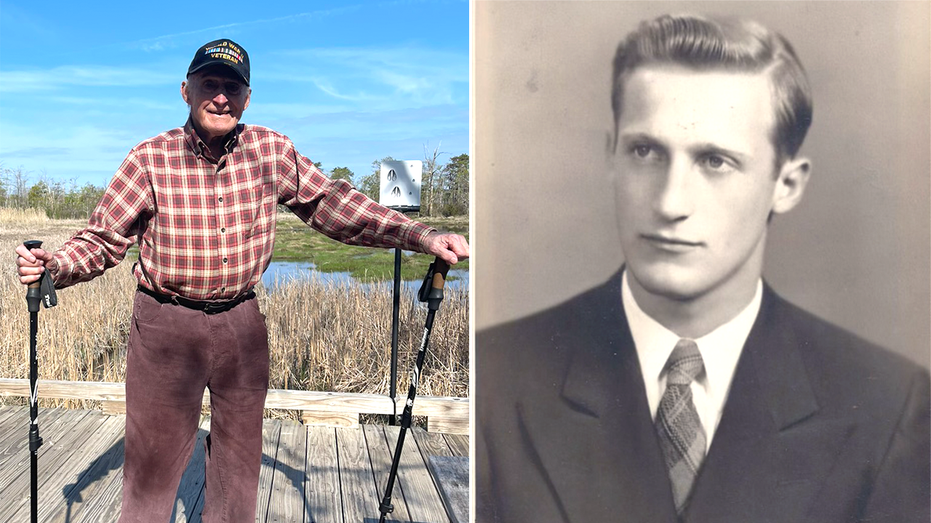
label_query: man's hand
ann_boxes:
[15,244,53,285]
[422,232,470,265]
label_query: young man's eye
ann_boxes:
[700,154,735,173]
[633,145,653,158]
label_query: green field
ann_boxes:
[271,212,469,282]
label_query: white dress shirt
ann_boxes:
[622,271,763,451]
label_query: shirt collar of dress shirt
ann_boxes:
[622,269,763,409]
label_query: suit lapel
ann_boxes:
[518,271,679,523]
[685,285,854,523]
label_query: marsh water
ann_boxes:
[261,260,469,293]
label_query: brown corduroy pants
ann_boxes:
[117,290,269,523]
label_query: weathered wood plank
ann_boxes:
[7,410,120,522]
[410,396,469,422]
[302,410,360,428]
[267,419,307,523]
[255,419,281,522]
[0,405,66,455]
[0,379,469,434]
[383,425,450,523]
[48,435,126,522]
[0,379,127,402]
[100,399,127,415]
[269,389,395,415]
[305,425,341,523]
[362,424,410,523]
[443,434,469,457]
[410,424,473,522]
[0,404,21,430]
[335,426,380,523]
[427,457,469,523]
[0,408,92,513]
[68,458,125,522]
[426,417,469,436]
[0,405,32,454]
[255,419,282,521]
[412,427,454,459]
[42,415,125,522]
[0,405,468,522]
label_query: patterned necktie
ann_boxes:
[655,338,707,514]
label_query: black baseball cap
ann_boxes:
[187,39,250,86]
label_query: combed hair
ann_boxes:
[611,14,813,163]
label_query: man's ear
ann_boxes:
[180,80,190,105]
[771,156,812,215]
[243,88,252,111]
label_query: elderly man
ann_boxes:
[476,14,929,523]
[16,39,469,522]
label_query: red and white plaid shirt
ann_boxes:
[48,120,435,300]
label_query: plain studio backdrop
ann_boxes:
[474,1,930,368]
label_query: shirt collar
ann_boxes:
[183,117,241,157]
[623,270,763,403]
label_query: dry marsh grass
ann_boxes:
[0,219,469,414]
[0,207,51,233]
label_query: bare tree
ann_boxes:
[422,143,446,216]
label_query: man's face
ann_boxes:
[614,64,791,304]
[181,67,251,142]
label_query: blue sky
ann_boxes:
[0,0,468,188]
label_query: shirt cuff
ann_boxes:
[46,253,67,288]
[404,221,438,253]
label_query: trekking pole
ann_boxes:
[23,240,58,523]
[377,257,449,523]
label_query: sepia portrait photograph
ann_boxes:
[474,2,930,522]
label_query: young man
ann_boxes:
[15,39,469,522]
[476,14,929,523]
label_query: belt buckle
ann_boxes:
[203,301,225,314]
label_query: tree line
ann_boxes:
[0,150,468,220]
[0,166,106,220]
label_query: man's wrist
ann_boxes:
[411,224,438,253]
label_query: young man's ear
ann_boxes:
[771,157,812,215]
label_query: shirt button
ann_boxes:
[221,287,226,292]
[222,257,228,264]
[218,196,223,202]
[221,227,226,233]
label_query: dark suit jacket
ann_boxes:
[476,270,930,523]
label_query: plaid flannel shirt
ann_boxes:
[48,121,435,300]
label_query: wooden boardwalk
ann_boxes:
[0,405,469,523]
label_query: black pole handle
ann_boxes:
[23,241,43,312]
[22,240,57,311]
[418,258,450,310]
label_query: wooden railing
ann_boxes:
[0,378,469,435]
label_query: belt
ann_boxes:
[137,286,256,314]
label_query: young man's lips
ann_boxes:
[641,233,704,251]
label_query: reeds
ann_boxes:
[0,207,51,233]
[0,221,468,412]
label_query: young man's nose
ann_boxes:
[653,157,695,221]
